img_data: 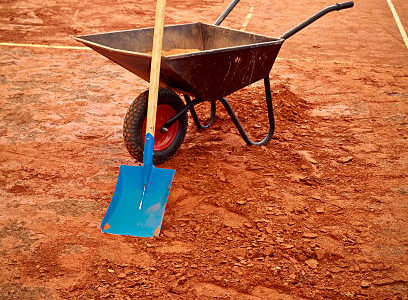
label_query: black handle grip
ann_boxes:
[335,1,354,10]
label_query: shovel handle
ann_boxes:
[146,0,166,136]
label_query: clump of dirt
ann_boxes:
[272,84,309,123]
[0,283,51,300]
[0,221,35,251]
[45,199,105,217]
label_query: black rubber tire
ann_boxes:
[123,88,188,165]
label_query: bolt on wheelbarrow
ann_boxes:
[74,0,354,165]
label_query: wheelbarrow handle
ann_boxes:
[280,1,354,40]
[336,1,354,10]
[214,0,240,26]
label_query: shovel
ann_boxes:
[100,0,175,237]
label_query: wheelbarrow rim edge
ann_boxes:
[72,22,284,59]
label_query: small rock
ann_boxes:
[315,206,325,214]
[337,156,354,163]
[164,231,177,238]
[305,259,318,269]
[298,150,318,164]
[169,282,182,294]
[330,266,343,273]
[232,266,243,275]
[244,223,253,228]
[265,226,273,234]
[263,246,274,256]
[107,269,114,273]
[315,249,326,260]
[372,278,394,286]
[255,218,269,223]
[118,273,126,279]
[236,200,246,205]
[216,169,226,182]
[361,281,370,288]
[303,232,318,239]
[272,266,281,273]
[226,237,233,241]
[290,173,307,182]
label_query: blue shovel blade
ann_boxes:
[100,164,175,237]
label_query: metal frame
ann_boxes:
[219,77,275,146]
[161,76,275,146]
[160,96,215,132]
[185,95,216,129]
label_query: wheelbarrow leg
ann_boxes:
[160,95,216,132]
[184,94,216,130]
[219,77,275,146]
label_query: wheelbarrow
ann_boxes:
[74,0,354,164]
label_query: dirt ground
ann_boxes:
[1,0,407,299]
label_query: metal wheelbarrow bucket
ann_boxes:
[74,22,283,101]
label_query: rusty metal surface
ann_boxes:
[74,22,283,100]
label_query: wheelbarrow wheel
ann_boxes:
[123,88,188,165]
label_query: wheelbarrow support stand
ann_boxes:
[219,77,275,146]
[161,76,275,146]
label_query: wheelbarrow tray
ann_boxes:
[74,22,283,101]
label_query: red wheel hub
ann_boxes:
[142,104,179,151]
